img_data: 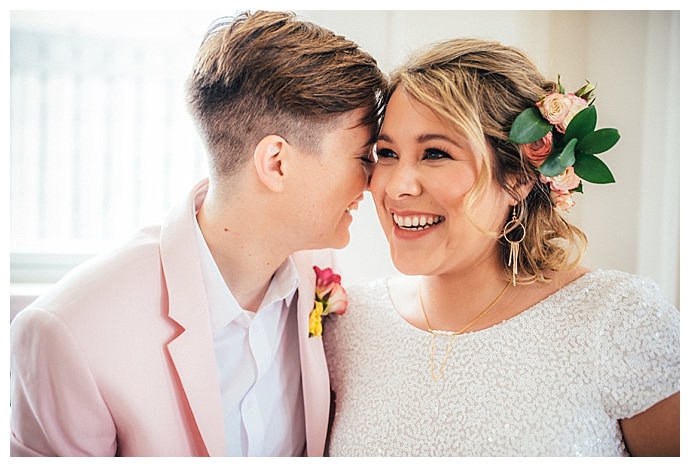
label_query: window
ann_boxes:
[10,12,219,286]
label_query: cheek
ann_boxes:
[368,170,392,226]
[354,164,369,191]
[439,167,478,202]
[369,166,387,199]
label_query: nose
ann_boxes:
[384,162,422,199]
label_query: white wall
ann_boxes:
[296,11,680,308]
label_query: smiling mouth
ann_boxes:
[392,213,445,231]
[346,201,359,214]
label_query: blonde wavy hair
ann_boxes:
[387,38,587,284]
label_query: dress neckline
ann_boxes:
[383,269,601,337]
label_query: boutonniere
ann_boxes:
[308,266,348,338]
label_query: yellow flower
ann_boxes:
[309,301,324,338]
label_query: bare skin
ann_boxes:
[620,391,680,456]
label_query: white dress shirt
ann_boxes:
[194,219,305,456]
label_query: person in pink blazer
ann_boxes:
[10,11,387,456]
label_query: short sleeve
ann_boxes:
[597,275,679,419]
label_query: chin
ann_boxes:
[323,217,353,249]
[330,233,351,250]
[315,230,350,250]
[390,253,420,276]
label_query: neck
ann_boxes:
[197,183,292,312]
[420,263,512,332]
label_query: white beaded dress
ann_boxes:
[323,269,679,456]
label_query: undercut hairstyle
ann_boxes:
[186,10,387,179]
[387,38,588,284]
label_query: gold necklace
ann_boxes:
[420,281,511,381]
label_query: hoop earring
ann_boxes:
[502,206,526,286]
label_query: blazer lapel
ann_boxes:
[160,180,226,457]
[294,255,330,456]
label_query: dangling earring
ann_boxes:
[502,205,526,286]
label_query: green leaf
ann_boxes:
[573,152,615,184]
[539,138,577,177]
[564,105,597,143]
[575,81,596,103]
[556,75,565,94]
[508,107,552,144]
[576,128,620,155]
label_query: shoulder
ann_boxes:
[570,269,673,308]
[54,227,163,292]
[13,227,166,331]
[323,277,391,342]
[346,275,406,319]
[340,278,390,322]
[580,270,680,417]
[567,269,679,339]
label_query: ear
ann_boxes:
[253,135,289,192]
[505,175,535,207]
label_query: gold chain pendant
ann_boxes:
[429,330,458,382]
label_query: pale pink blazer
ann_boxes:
[10,180,334,456]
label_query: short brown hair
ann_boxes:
[388,38,587,284]
[186,10,386,178]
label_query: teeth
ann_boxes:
[346,202,359,213]
[392,213,444,230]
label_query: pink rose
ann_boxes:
[540,166,581,194]
[550,191,576,212]
[314,266,341,298]
[313,266,348,315]
[537,93,570,128]
[323,283,348,316]
[309,266,348,337]
[560,94,588,132]
[537,92,588,133]
[522,132,553,167]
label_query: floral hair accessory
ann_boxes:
[508,77,620,212]
[308,266,348,338]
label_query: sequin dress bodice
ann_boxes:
[323,270,679,456]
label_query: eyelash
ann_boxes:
[374,147,452,161]
[423,148,451,160]
[375,147,396,160]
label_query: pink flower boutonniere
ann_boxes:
[308,266,348,338]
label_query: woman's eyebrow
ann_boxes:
[377,132,462,146]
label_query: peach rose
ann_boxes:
[550,191,576,212]
[522,132,553,167]
[560,94,588,133]
[540,166,581,194]
[537,92,588,133]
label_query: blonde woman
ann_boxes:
[324,38,679,456]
